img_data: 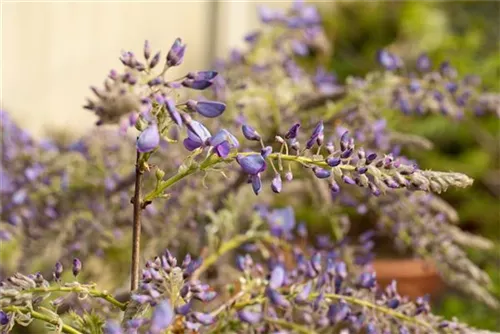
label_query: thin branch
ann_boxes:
[2,306,83,334]
[23,285,127,311]
[131,151,144,292]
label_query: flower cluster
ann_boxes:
[1,1,498,333]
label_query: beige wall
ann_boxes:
[1,1,292,137]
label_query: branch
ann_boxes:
[23,285,127,311]
[2,306,83,334]
[131,151,144,291]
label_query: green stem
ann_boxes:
[235,292,434,331]
[322,293,435,331]
[191,232,290,281]
[2,306,83,334]
[22,286,126,310]
[143,152,354,202]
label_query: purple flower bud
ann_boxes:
[269,265,285,289]
[143,40,151,60]
[340,148,353,159]
[242,124,261,141]
[285,123,300,139]
[251,174,262,195]
[294,281,312,305]
[137,123,160,153]
[0,311,9,326]
[377,49,397,70]
[291,40,309,56]
[194,290,217,302]
[387,298,400,309]
[306,121,324,149]
[184,257,202,278]
[326,157,341,167]
[358,272,377,289]
[340,131,350,151]
[335,261,347,279]
[296,222,308,238]
[150,301,174,333]
[182,254,191,269]
[72,258,82,277]
[237,154,267,175]
[285,171,293,181]
[328,301,350,324]
[261,146,273,158]
[366,153,377,164]
[166,38,186,67]
[103,321,123,334]
[175,301,192,315]
[148,51,161,69]
[271,174,282,193]
[342,175,355,185]
[356,166,368,174]
[186,100,225,118]
[187,71,218,81]
[238,308,262,324]
[416,53,431,72]
[266,288,290,308]
[313,167,331,179]
[54,262,63,280]
[311,252,322,272]
[192,312,215,326]
[165,98,182,126]
[181,79,213,90]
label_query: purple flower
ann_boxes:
[312,166,331,179]
[326,157,341,167]
[183,120,212,151]
[187,70,218,81]
[291,40,309,56]
[306,121,324,149]
[251,174,262,195]
[242,124,261,141]
[377,49,398,70]
[137,123,160,153]
[238,307,262,324]
[269,265,286,289]
[328,301,350,324]
[209,129,239,158]
[72,258,82,277]
[167,38,186,67]
[268,206,296,237]
[295,281,312,305]
[54,262,63,280]
[261,146,273,158]
[186,100,225,118]
[236,154,267,175]
[165,98,182,126]
[285,123,300,139]
[416,53,431,72]
[271,174,282,193]
[0,311,9,326]
[103,321,123,334]
[175,301,192,316]
[266,288,291,308]
[150,301,174,333]
[181,79,213,90]
[192,312,215,326]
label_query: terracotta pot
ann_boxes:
[373,258,444,300]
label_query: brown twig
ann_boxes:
[130,151,144,291]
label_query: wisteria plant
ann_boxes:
[1,2,499,334]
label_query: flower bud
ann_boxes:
[242,124,261,141]
[72,258,82,277]
[53,262,63,281]
[271,174,282,193]
[136,123,160,153]
[166,38,186,67]
[155,168,165,181]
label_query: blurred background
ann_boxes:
[2,0,499,330]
